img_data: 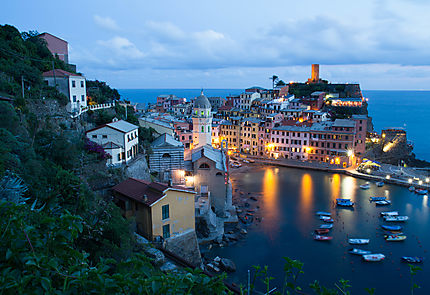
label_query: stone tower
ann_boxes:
[192,92,212,149]
[311,64,319,82]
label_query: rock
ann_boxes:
[207,263,220,272]
[240,229,248,234]
[215,236,223,244]
[214,256,221,263]
[220,258,236,272]
[250,196,257,201]
[160,261,178,272]
[143,247,165,266]
[224,233,238,241]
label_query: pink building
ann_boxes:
[39,33,69,63]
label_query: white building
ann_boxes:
[86,119,139,166]
[43,69,87,112]
[192,92,212,149]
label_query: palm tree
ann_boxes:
[270,75,279,89]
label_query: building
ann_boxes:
[139,117,175,136]
[39,32,69,63]
[307,64,321,84]
[43,69,86,112]
[112,178,196,241]
[149,134,185,182]
[192,92,212,149]
[86,119,139,165]
[207,97,226,110]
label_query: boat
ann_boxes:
[385,235,407,241]
[370,196,386,202]
[314,235,333,241]
[315,211,331,216]
[384,216,409,222]
[381,225,402,231]
[416,189,428,195]
[401,256,424,263]
[375,200,391,206]
[360,183,370,190]
[409,186,415,192]
[315,228,330,234]
[247,159,255,163]
[376,181,385,187]
[349,248,372,255]
[319,216,334,222]
[319,224,333,229]
[380,211,399,217]
[230,161,242,168]
[348,239,370,245]
[336,198,354,207]
[363,254,385,262]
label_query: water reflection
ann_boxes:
[262,168,280,236]
[331,174,341,201]
[299,174,313,229]
[341,177,356,201]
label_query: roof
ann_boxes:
[194,93,211,109]
[311,91,326,96]
[273,125,311,132]
[38,32,68,43]
[191,145,227,171]
[333,119,356,128]
[86,119,138,134]
[42,69,82,78]
[151,133,183,148]
[102,142,121,149]
[112,178,194,207]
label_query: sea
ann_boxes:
[118,89,430,161]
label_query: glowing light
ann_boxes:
[227,150,232,156]
[419,180,423,185]
[386,175,391,180]
[408,178,413,184]
[426,178,430,183]
[273,152,279,159]
[366,168,371,174]
[347,150,353,157]
[335,157,340,165]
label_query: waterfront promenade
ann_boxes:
[245,156,430,190]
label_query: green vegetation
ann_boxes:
[86,80,120,104]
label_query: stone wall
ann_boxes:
[164,229,202,268]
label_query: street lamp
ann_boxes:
[408,178,413,184]
[419,180,423,185]
[426,178,430,183]
[386,175,391,180]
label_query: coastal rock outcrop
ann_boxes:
[220,258,236,272]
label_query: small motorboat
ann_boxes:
[360,183,370,190]
[380,211,399,217]
[363,254,385,262]
[376,181,384,187]
[384,216,409,222]
[315,211,331,216]
[336,198,354,207]
[416,189,428,195]
[247,159,255,163]
[230,161,242,168]
[320,216,334,223]
[409,186,415,192]
[315,228,330,234]
[381,225,402,231]
[375,200,391,206]
[401,256,424,263]
[314,235,333,241]
[319,224,333,229]
[370,196,386,202]
[349,248,372,255]
[385,235,406,241]
[348,238,370,245]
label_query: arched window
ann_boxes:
[216,172,223,176]
[199,163,210,169]
[162,153,171,158]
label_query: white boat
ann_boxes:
[349,248,372,255]
[360,183,370,190]
[336,198,354,207]
[363,254,385,262]
[416,189,428,195]
[320,217,334,223]
[315,211,331,216]
[380,211,399,216]
[375,200,391,206]
[409,186,415,192]
[370,196,386,202]
[319,224,333,229]
[348,238,370,245]
[376,181,384,187]
[384,216,409,222]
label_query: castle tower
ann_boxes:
[192,92,212,149]
[311,64,319,82]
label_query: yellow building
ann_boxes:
[112,178,196,241]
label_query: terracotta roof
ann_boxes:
[42,69,81,78]
[112,178,194,207]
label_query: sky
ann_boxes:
[2,0,430,90]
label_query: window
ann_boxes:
[81,95,85,101]
[208,126,211,132]
[216,172,223,176]
[80,81,84,87]
[199,163,210,169]
[92,135,97,139]
[201,126,204,132]
[162,224,170,239]
[162,204,169,220]
[72,80,76,87]
[73,95,77,102]
[117,154,121,161]
[102,135,107,139]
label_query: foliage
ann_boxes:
[86,80,120,104]
[84,138,112,160]
[409,264,421,295]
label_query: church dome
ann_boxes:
[194,92,211,109]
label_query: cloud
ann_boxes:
[93,15,119,31]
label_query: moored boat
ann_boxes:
[315,211,331,216]
[319,216,334,223]
[409,186,415,192]
[319,224,333,229]
[380,211,399,217]
[360,183,370,190]
[314,235,333,241]
[381,225,402,231]
[401,256,423,263]
[385,234,407,241]
[336,198,354,207]
[349,248,372,255]
[348,238,370,245]
[315,228,330,234]
[384,216,409,222]
[363,254,385,262]
[370,196,386,202]
[415,189,428,195]
[376,181,384,187]
[375,200,391,206]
